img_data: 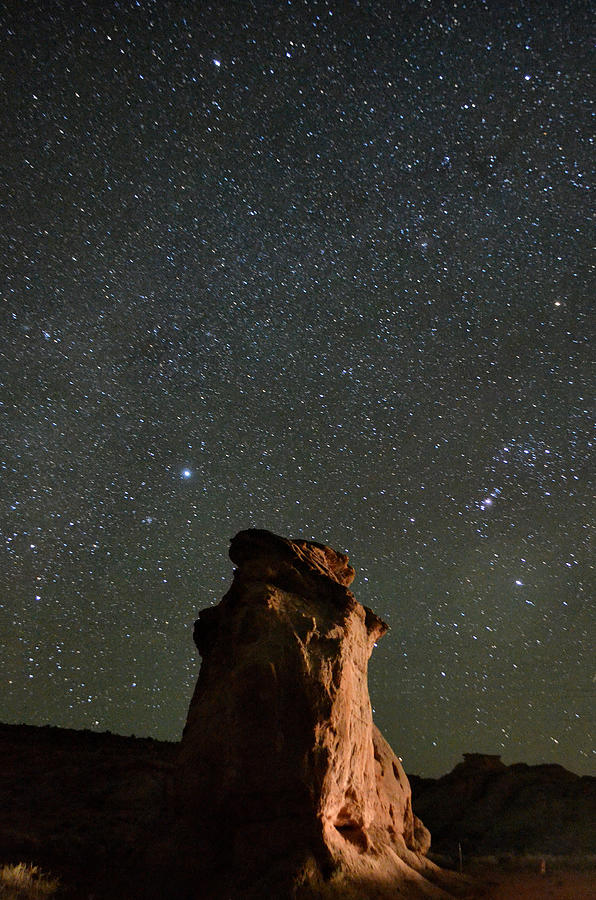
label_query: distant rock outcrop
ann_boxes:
[410,753,596,857]
[161,529,461,898]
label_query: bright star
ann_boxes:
[181,469,192,479]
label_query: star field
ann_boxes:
[1,0,593,776]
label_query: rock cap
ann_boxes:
[229,528,356,586]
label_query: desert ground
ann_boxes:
[465,858,596,900]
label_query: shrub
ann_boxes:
[0,863,60,899]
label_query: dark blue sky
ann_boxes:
[1,0,593,776]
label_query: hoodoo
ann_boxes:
[161,529,463,898]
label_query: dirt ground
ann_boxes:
[465,862,596,900]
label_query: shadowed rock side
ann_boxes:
[154,529,464,899]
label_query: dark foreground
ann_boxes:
[1,723,594,898]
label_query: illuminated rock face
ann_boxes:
[169,529,458,899]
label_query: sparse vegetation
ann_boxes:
[0,863,60,899]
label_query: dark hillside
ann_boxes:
[409,753,596,857]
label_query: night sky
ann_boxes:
[1,1,593,778]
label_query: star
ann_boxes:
[1,0,591,779]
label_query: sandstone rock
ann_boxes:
[164,529,461,898]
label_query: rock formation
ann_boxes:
[410,753,596,857]
[163,529,462,898]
